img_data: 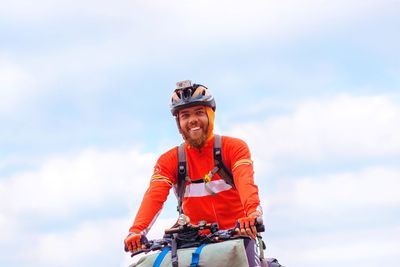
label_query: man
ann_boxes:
[124,80,263,266]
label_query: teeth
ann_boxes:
[190,127,200,131]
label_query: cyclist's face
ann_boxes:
[178,106,209,148]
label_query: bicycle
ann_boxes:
[128,216,283,267]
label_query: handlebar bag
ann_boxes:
[130,239,248,267]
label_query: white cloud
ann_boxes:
[34,218,127,266]
[228,95,400,170]
[1,1,396,114]
[32,217,179,267]
[0,212,19,243]
[268,225,400,267]
[1,0,394,57]
[260,165,400,266]
[0,147,179,266]
[1,0,390,35]
[267,166,400,213]
[0,57,37,112]
[0,148,156,220]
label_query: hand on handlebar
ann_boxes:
[124,232,146,252]
[236,211,263,240]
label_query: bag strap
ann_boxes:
[153,246,171,267]
[171,233,179,267]
[189,243,207,267]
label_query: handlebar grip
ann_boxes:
[256,223,265,233]
[140,235,149,244]
[255,216,265,232]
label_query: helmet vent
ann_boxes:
[181,88,193,101]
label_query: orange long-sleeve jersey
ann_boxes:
[129,135,262,234]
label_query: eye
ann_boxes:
[179,113,189,120]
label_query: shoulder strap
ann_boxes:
[177,143,187,214]
[214,135,235,188]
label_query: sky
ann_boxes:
[1,0,399,266]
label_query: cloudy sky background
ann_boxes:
[1,0,399,266]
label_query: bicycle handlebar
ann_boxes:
[166,217,265,235]
[131,218,265,257]
[164,222,218,235]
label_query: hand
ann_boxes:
[236,211,262,240]
[124,232,143,252]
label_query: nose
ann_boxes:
[188,114,199,125]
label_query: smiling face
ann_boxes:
[178,105,209,148]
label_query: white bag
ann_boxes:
[130,239,248,267]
